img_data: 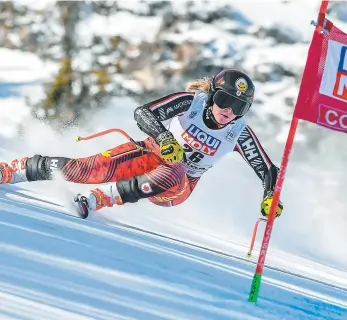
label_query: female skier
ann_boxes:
[0,69,283,219]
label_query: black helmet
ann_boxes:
[208,69,255,118]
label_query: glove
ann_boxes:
[156,131,185,163]
[261,195,283,218]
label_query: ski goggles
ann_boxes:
[213,90,251,116]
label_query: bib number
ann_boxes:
[183,143,204,163]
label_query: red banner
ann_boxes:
[294,21,347,133]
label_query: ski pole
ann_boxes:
[247,218,267,258]
[75,128,152,153]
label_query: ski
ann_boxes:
[8,190,89,219]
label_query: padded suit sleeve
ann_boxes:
[134,92,195,139]
[234,125,279,196]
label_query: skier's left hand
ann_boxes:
[261,195,283,218]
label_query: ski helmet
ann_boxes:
[208,69,255,118]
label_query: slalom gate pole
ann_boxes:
[316,1,330,34]
[75,128,152,153]
[248,117,299,303]
[247,218,267,258]
[247,0,329,304]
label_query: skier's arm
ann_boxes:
[134,92,195,139]
[234,125,283,217]
[233,125,279,197]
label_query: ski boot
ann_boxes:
[73,184,123,219]
[0,158,28,184]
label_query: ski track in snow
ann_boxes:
[0,185,346,320]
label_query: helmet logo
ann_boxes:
[216,76,225,85]
[235,77,248,93]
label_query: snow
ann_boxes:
[229,0,321,43]
[163,22,231,45]
[117,0,152,15]
[0,98,31,138]
[0,48,57,83]
[12,0,55,11]
[0,49,56,140]
[0,185,346,320]
[77,12,163,45]
[242,44,309,76]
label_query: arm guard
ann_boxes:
[134,92,195,139]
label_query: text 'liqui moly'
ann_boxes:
[182,124,221,155]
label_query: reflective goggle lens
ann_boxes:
[213,90,250,116]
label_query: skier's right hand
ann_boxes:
[156,131,185,163]
[261,194,283,218]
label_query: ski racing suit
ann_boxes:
[20,91,279,207]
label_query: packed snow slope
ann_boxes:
[0,184,347,320]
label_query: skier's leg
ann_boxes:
[80,161,187,211]
[62,141,162,184]
[82,164,200,211]
[0,140,161,185]
[148,175,200,207]
[0,158,29,184]
[0,155,73,184]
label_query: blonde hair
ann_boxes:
[185,76,212,93]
